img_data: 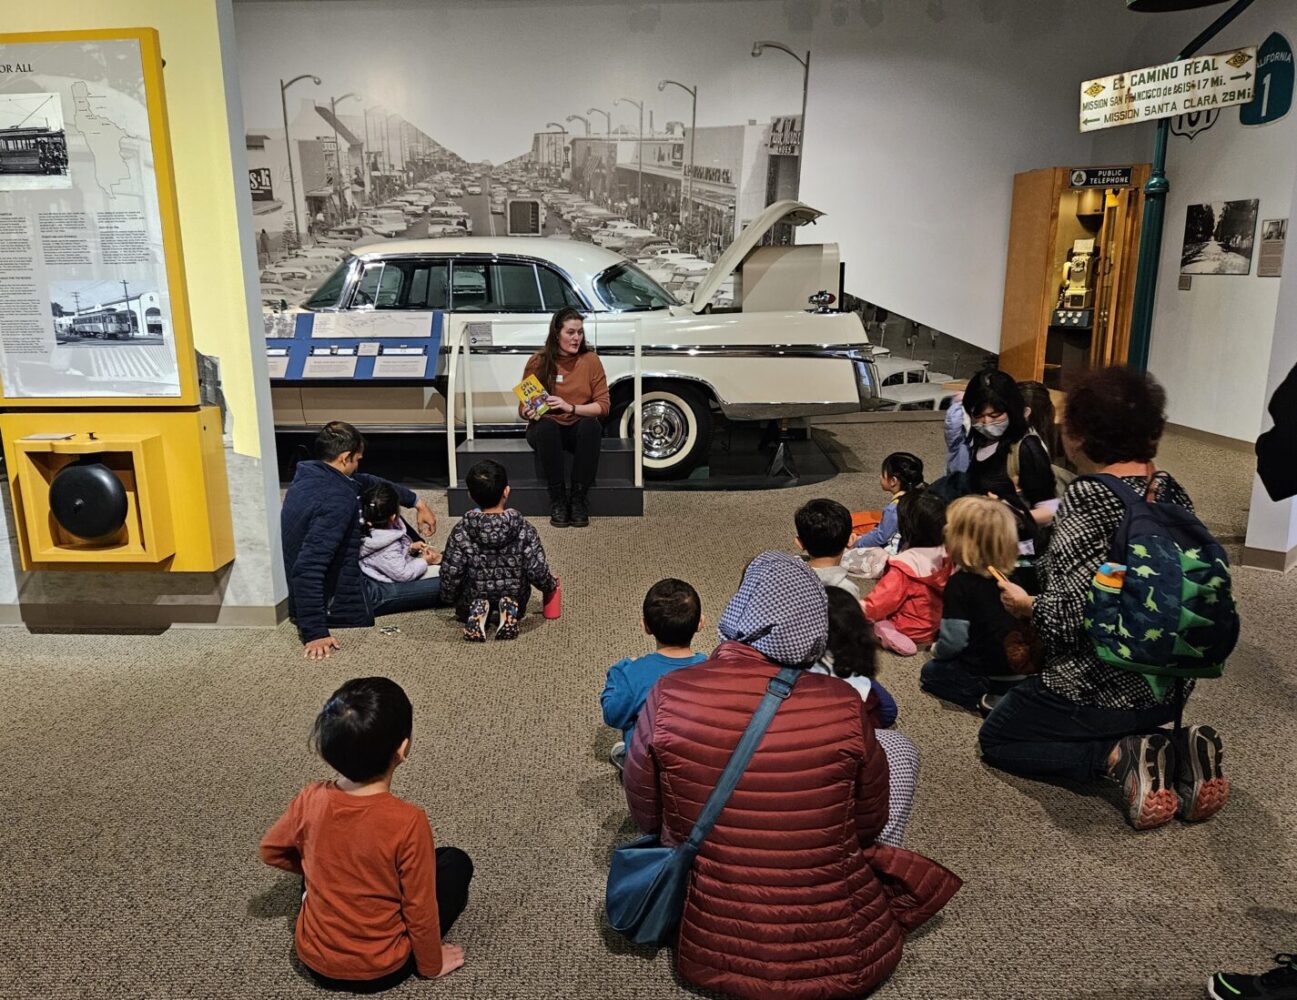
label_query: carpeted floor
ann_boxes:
[4,422,1295,1000]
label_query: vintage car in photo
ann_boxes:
[271,200,875,477]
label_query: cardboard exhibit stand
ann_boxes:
[0,27,233,572]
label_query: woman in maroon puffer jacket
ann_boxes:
[623,552,961,1000]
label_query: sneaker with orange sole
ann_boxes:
[1175,724,1229,822]
[1107,733,1178,830]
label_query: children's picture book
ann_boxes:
[514,374,550,417]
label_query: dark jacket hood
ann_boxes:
[462,509,525,550]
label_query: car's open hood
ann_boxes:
[687,200,824,314]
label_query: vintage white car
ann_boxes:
[272,200,873,477]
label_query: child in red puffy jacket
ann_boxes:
[864,490,951,656]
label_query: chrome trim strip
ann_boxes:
[432,342,871,361]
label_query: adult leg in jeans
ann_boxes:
[363,574,442,618]
[978,675,1177,783]
[874,729,919,847]
[920,657,989,712]
[435,846,474,935]
[526,419,567,491]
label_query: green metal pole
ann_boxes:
[1125,0,1260,370]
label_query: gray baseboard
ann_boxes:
[0,599,287,630]
[1241,544,1297,574]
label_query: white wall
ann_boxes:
[1140,6,1297,442]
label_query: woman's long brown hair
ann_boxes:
[534,307,587,391]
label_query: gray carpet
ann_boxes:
[3,422,1294,1000]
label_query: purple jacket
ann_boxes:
[359,526,428,584]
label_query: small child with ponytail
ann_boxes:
[359,483,441,584]
[854,452,925,552]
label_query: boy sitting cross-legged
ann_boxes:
[600,579,707,771]
[260,677,472,992]
[440,460,559,642]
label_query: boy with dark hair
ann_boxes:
[260,677,472,991]
[439,460,558,642]
[600,579,707,771]
[281,421,439,660]
[795,498,861,599]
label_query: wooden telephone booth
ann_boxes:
[998,165,1150,389]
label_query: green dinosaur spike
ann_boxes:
[1133,565,1159,579]
[1173,636,1205,659]
[1181,579,1204,602]
[1178,607,1213,632]
[1131,543,1151,558]
[1143,673,1173,699]
[1180,553,1211,574]
[1143,591,1160,614]
[1142,628,1164,642]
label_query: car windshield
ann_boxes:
[594,262,678,311]
[303,259,352,309]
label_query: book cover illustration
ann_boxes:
[514,374,550,417]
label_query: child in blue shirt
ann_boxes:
[601,579,706,771]
[854,452,925,552]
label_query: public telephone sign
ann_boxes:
[1079,47,1257,133]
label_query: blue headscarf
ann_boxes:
[718,551,828,666]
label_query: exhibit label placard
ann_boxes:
[0,30,193,402]
[1080,48,1257,133]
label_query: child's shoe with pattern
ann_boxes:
[495,596,520,640]
[463,598,489,642]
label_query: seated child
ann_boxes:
[863,489,951,657]
[853,452,925,553]
[440,460,558,642]
[260,677,471,991]
[600,578,707,770]
[360,483,442,583]
[794,498,860,599]
[920,496,1035,713]
[813,588,917,848]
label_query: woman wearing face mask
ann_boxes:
[961,369,1056,533]
[521,307,610,528]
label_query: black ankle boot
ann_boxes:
[549,486,571,527]
[569,484,590,527]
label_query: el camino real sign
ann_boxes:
[1080,47,1257,133]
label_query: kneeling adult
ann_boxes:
[521,307,610,528]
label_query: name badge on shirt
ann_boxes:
[556,375,564,384]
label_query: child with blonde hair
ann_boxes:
[920,496,1036,713]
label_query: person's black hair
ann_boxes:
[897,488,947,549]
[642,578,702,647]
[795,498,853,558]
[1064,365,1166,465]
[824,587,877,680]
[314,420,366,462]
[963,369,1029,444]
[1016,379,1061,457]
[881,452,925,492]
[360,483,399,535]
[466,459,508,509]
[310,677,413,783]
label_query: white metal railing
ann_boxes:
[445,317,644,491]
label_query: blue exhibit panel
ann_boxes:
[266,311,444,383]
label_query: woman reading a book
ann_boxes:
[521,307,610,528]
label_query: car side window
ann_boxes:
[351,260,449,309]
[537,265,583,310]
[450,261,544,312]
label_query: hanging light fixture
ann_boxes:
[1125,0,1230,11]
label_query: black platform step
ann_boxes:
[454,436,637,482]
[448,436,643,517]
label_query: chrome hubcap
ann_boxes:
[628,400,689,461]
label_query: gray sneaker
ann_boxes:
[1174,724,1229,823]
[1107,733,1178,830]
[610,740,627,773]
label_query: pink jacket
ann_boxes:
[863,546,951,643]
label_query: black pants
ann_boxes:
[306,846,474,993]
[977,676,1178,783]
[526,416,602,492]
[920,657,1027,712]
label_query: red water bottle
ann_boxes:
[543,577,562,620]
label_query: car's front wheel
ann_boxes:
[610,382,714,480]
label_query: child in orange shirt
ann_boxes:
[260,677,472,992]
[864,490,951,657]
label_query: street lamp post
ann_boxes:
[328,92,358,222]
[280,73,322,245]
[565,114,591,136]
[659,79,697,227]
[545,122,567,180]
[587,107,612,135]
[615,97,644,225]
[751,40,810,199]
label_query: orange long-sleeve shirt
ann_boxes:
[521,350,610,426]
[259,781,443,980]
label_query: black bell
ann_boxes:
[49,459,129,541]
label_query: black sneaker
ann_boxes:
[1209,954,1297,999]
[977,693,1002,718]
[549,489,570,528]
[463,598,489,642]
[1174,724,1229,823]
[1106,733,1178,830]
[495,596,519,640]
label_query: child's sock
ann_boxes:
[873,619,918,657]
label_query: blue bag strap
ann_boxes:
[684,665,801,851]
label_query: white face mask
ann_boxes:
[979,416,1010,439]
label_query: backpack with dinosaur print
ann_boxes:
[1083,473,1239,695]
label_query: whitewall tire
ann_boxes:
[612,383,714,480]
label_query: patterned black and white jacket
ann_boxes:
[1034,472,1196,710]
[439,509,557,620]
